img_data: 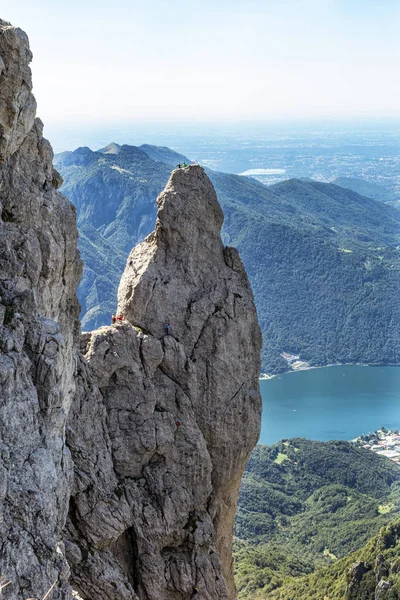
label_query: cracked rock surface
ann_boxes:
[0,19,81,600]
[0,16,261,600]
[67,166,262,600]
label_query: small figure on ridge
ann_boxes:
[111,314,116,324]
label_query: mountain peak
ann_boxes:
[0,19,36,158]
[138,143,190,166]
[158,164,224,244]
[61,145,97,166]
[117,164,228,342]
[97,141,121,154]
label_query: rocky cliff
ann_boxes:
[66,165,262,600]
[0,19,81,599]
[0,18,262,600]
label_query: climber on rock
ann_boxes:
[111,314,116,324]
[117,314,124,322]
[177,163,182,169]
[164,322,172,335]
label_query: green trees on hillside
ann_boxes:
[264,520,400,600]
[234,440,400,599]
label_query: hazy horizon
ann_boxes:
[2,0,400,126]
[42,117,399,155]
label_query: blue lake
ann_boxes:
[259,365,400,445]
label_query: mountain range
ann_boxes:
[55,143,400,373]
[332,176,400,207]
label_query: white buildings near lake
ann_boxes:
[358,430,400,464]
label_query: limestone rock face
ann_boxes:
[67,166,262,599]
[0,17,261,599]
[0,19,81,599]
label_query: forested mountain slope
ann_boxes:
[333,176,400,207]
[55,144,400,373]
[234,440,400,599]
[266,519,400,600]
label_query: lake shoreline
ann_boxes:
[258,365,400,445]
[260,361,400,381]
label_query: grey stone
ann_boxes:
[375,579,391,599]
[0,302,5,324]
[0,18,81,600]
[67,166,261,600]
[0,16,261,600]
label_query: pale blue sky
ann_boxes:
[2,0,400,124]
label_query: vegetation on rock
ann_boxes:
[265,519,400,599]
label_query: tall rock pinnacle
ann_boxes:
[0,19,81,599]
[67,166,262,599]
